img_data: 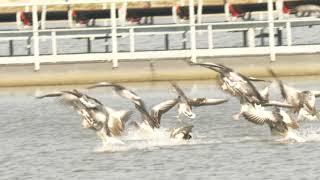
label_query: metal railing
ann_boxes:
[0,0,320,70]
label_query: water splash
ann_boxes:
[94,128,217,153]
[294,127,320,142]
[272,127,320,143]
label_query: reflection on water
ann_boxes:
[1,78,320,179]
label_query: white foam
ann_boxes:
[294,127,320,142]
[94,128,216,153]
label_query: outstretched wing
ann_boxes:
[263,100,293,108]
[259,87,269,101]
[188,98,228,107]
[241,104,275,125]
[36,91,81,107]
[268,69,289,100]
[170,82,189,103]
[151,99,178,125]
[88,82,144,107]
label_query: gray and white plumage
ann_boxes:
[170,125,193,140]
[88,82,144,107]
[89,82,178,129]
[237,98,299,137]
[269,69,320,119]
[170,81,228,119]
[37,90,131,142]
[192,63,267,104]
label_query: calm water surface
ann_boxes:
[1,78,320,179]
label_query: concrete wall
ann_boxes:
[1,53,320,87]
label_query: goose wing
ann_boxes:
[170,125,194,137]
[263,100,293,108]
[241,104,275,125]
[170,82,189,103]
[259,87,269,101]
[151,99,179,126]
[268,69,300,102]
[133,101,157,129]
[188,98,228,107]
[88,82,143,106]
[279,109,300,129]
[105,106,132,124]
[236,73,267,103]
[191,62,228,75]
[247,76,271,82]
[36,91,82,107]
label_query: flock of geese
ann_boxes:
[37,62,320,144]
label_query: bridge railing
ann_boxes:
[0,0,320,70]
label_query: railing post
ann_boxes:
[172,5,179,24]
[260,29,265,46]
[68,8,73,28]
[286,21,292,46]
[189,0,197,63]
[102,3,108,26]
[51,31,57,55]
[277,28,282,46]
[32,5,40,71]
[111,2,118,68]
[182,31,187,49]
[16,11,22,29]
[268,0,276,62]
[208,25,213,49]
[9,40,14,56]
[120,2,128,26]
[248,28,255,48]
[87,38,92,53]
[197,0,203,24]
[243,31,248,47]
[276,0,284,20]
[165,34,169,50]
[129,28,135,53]
[27,36,31,55]
[224,1,231,21]
[104,34,109,53]
[41,5,47,30]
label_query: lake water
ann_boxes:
[1,77,320,179]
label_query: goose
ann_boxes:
[236,96,301,140]
[37,90,131,143]
[269,69,320,119]
[170,81,228,120]
[170,125,194,140]
[192,63,268,104]
[118,98,179,135]
[88,82,178,129]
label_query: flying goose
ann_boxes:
[170,81,228,120]
[37,90,131,142]
[192,63,268,104]
[269,69,320,119]
[88,82,178,129]
[237,96,299,137]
